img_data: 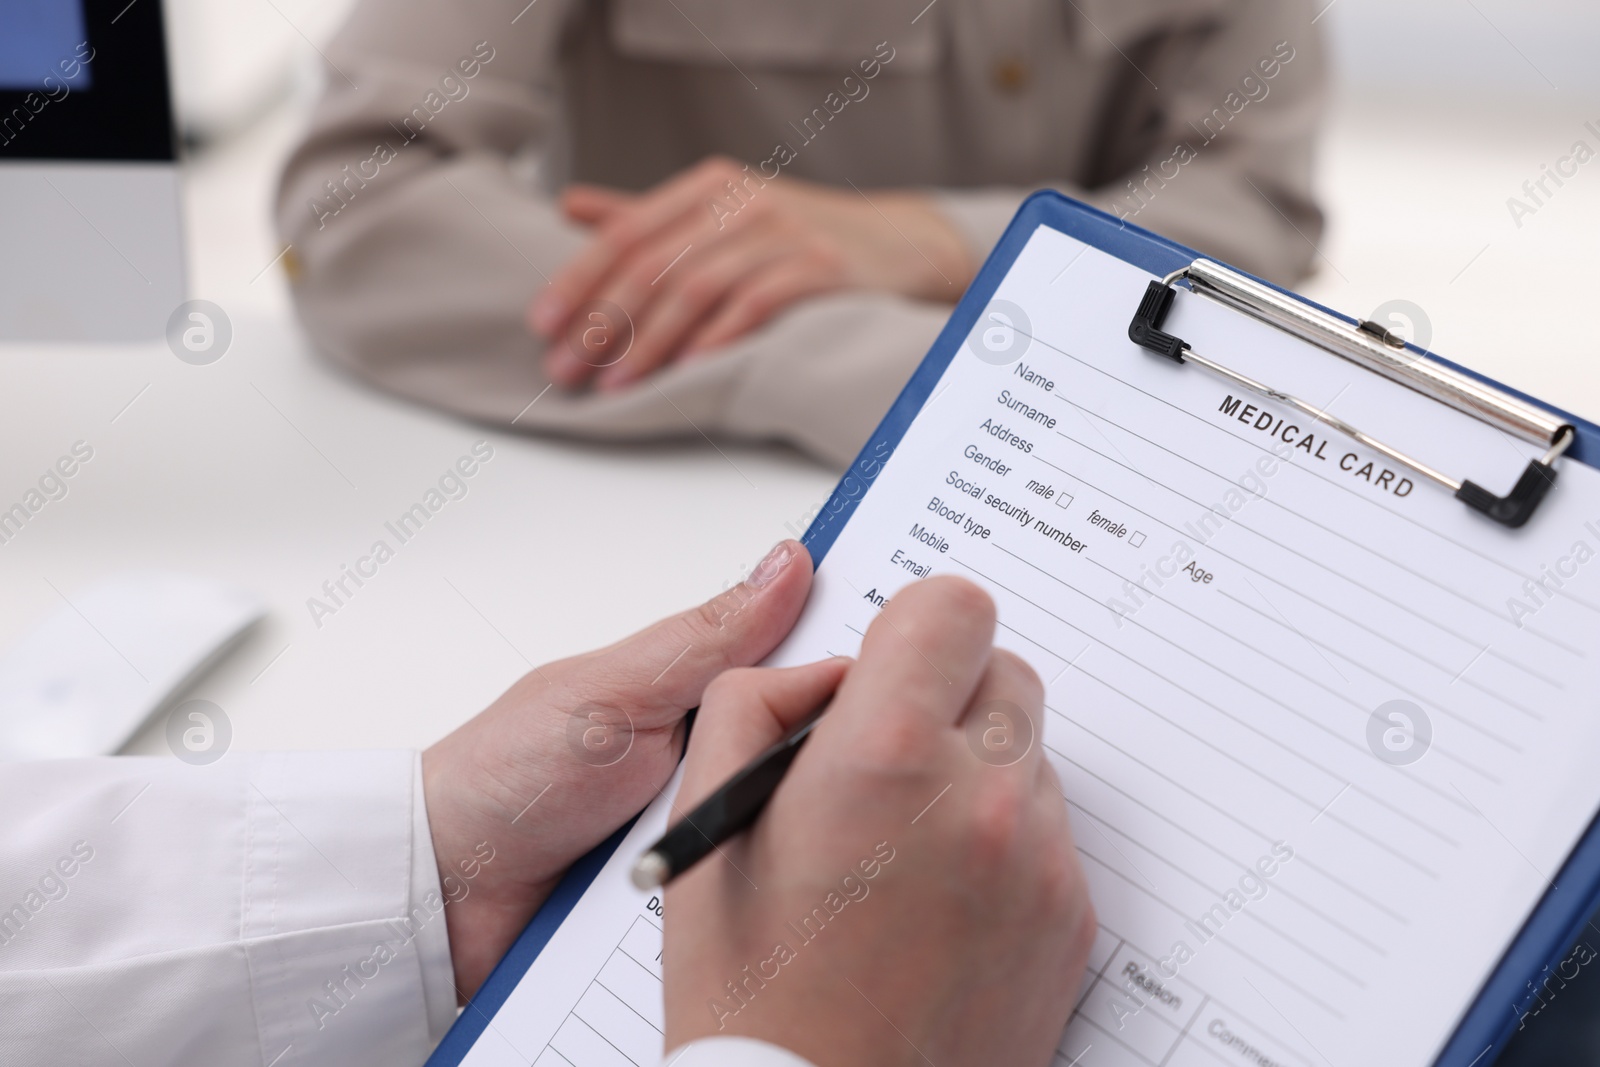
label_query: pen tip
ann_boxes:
[631,852,670,891]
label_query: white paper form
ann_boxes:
[454,228,1600,1067]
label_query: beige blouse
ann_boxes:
[276,0,1327,467]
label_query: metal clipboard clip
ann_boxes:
[1127,259,1574,529]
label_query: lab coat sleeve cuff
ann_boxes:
[238,750,456,1065]
[411,752,461,1043]
[664,1036,819,1066]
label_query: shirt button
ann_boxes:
[992,56,1031,94]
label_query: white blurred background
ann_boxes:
[169,0,1600,420]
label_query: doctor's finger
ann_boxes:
[568,540,815,727]
[677,658,851,811]
[819,577,998,759]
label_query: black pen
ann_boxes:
[631,711,822,890]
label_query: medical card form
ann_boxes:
[430,197,1600,1067]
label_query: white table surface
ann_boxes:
[4,87,1599,758]
[0,313,835,755]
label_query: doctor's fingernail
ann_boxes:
[747,540,798,590]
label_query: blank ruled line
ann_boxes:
[1052,728,1408,933]
[1456,675,1546,721]
[611,940,662,985]
[998,543,1478,827]
[1074,841,1367,990]
[1043,722,1409,924]
[997,618,1089,667]
[1076,850,1351,1016]
[1238,573,1350,686]
[1213,554,1542,729]
[1085,539,1543,727]
[593,978,662,1035]
[1074,806,1162,890]
[1064,548,1479,820]
[981,581,1464,872]
[953,550,1478,825]
[1216,589,1521,755]
[1072,1011,1163,1065]
[1056,395,1582,683]
[1066,793,1388,960]
[1056,1045,1093,1066]
[615,947,662,984]
[570,1002,644,1066]
[1062,739,1401,940]
[1062,779,1393,951]
[1071,656,1440,879]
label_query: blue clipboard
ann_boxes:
[429,191,1600,1067]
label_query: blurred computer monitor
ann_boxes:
[0,0,185,342]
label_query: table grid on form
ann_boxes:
[532,916,663,1067]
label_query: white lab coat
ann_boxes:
[0,753,812,1066]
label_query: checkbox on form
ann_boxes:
[1130,531,1147,547]
[1055,492,1074,510]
